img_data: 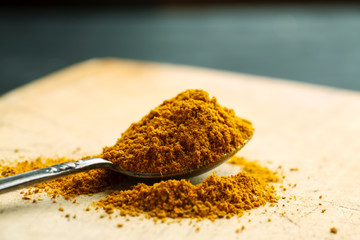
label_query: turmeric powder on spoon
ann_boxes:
[102,89,254,174]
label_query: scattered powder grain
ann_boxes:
[330,227,338,234]
[102,89,254,175]
[227,156,281,183]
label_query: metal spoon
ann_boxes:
[0,140,249,194]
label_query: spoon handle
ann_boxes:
[0,158,114,194]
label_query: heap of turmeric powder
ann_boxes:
[102,89,254,174]
[0,89,280,221]
[0,155,279,220]
[98,171,278,220]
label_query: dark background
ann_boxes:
[1,2,360,95]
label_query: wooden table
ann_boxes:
[1,59,359,239]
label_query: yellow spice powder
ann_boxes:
[0,89,280,221]
[0,155,279,221]
[97,171,278,221]
[102,89,254,174]
[227,156,281,183]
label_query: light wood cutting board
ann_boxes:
[0,59,359,240]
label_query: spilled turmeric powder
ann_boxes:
[102,89,254,174]
[97,171,278,220]
[227,156,281,183]
[0,157,124,199]
[0,155,280,220]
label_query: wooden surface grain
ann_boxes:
[0,59,360,240]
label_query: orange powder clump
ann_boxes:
[97,171,279,220]
[33,169,122,199]
[102,89,254,174]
